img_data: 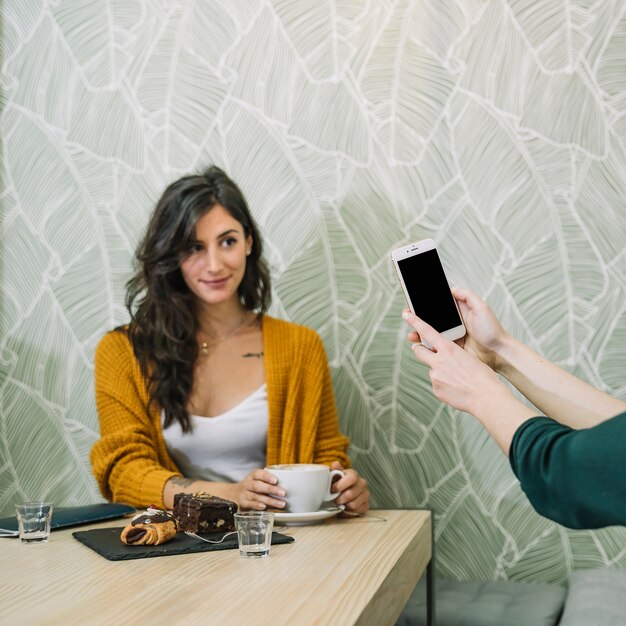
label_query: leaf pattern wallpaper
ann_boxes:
[1,0,625,583]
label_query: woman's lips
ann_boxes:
[202,277,229,288]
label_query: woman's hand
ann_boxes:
[329,461,370,515]
[402,309,542,454]
[403,310,506,415]
[452,288,509,369]
[406,288,508,371]
[233,469,286,511]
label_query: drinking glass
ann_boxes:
[234,511,274,558]
[15,502,53,544]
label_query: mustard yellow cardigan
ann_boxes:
[90,316,351,508]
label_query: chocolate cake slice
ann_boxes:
[173,492,237,533]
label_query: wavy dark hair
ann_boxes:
[125,166,271,432]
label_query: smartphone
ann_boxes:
[391,238,466,342]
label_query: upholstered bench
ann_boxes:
[395,577,566,626]
[558,567,626,626]
[396,568,626,626]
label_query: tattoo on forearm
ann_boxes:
[242,351,264,358]
[169,476,196,488]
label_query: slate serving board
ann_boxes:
[73,526,294,560]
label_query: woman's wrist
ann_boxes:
[470,374,510,419]
[198,480,239,503]
[224,483,241,505]
[470,379,538,454]
[164,477,240,508]
[491,332,517,378]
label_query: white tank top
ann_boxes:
[162,384,268,483]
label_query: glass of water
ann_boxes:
[234,511,275,558]
[15,502,53,544]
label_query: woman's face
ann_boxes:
[180,204,252,308]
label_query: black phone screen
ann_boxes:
[397,249,462,332]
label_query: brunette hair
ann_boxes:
[125,166,271,432]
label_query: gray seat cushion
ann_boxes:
[558,568,626,626]
[396,577,565,626]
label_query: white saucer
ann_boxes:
[273,506,344,526]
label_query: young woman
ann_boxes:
[402,288,626,529]
[91,166,369,513]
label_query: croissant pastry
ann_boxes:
[120,507,177,546]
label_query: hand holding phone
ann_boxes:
[391,238,466,343]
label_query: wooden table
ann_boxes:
[0,509,432,626]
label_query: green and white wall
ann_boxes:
[1,0,625,583]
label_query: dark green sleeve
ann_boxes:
[509,411,626,529]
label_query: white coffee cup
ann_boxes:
[265,464,345,513]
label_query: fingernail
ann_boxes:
[402,311,411,319]
[277,489,285,497]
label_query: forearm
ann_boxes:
[162,476,240,509]
[94,331,184,508]
[90,432,180,509]
[471,380,539,455]
[494,336,626,429]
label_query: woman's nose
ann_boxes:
[203,247,222,272]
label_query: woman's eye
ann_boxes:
[188,243,203,253]
[222,237,238,247]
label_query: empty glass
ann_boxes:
[15,502,53,544]
[234,511,274,558]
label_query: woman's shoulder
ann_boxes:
[263,315,326,358]
[263,316,324,350]
[95,326,133,359]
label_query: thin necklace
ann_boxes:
[198,315,249,355]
